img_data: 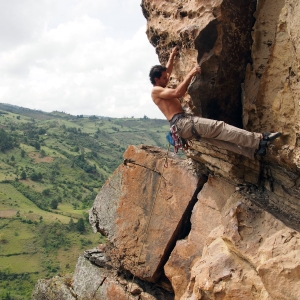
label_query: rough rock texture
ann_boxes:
[166,176,300,299]
[164,176,232,298]
[31,274,76,300]
[243,0,300,164]
[32,251,173,300]
[186,140,300,232]
[89,145,206,284]
[142,0,257,127]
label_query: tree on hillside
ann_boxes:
[76,218,85,233]
[21,149,26,158]
[34,141,40,150]
[0,129,15,152]
[68,218,76,231]
[4,292,12,300]
[42,188,51,196]
[38,128,46,135]
[40,149,46,157]
[50,199,58,209]
[30,172,43,182]
[20,170,26,180]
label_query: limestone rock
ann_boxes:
[31,275,76,300]
[72,255,109,299]
[71,254,174,300]
[32,253,174,300]
[167,176,300,300]
[89,145,204,282]
[165,177,235,299]
[83,246,110,268]
[142,0,300,232]
[243,0,300,159]
[186,142,300,232]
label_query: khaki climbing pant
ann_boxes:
[175,115,261,159]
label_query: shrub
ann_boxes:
[20,170,26,180]
[76,218,85,233]
[42,188,51,196]
[40,149,46,157]
[39,222,70,251]
[34,141,40,150]
[50,199,58,209]
[0,129,16,152]
[38,128,46,135]
[21,149,25,158]
[30,172,43,182]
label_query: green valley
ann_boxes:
[0,103,170,299]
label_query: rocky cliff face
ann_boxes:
[32,0,300,299]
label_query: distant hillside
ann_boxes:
[0,103,170,299]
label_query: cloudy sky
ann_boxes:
[0,0,165,118]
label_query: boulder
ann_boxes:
[89,145,204,282]
[31,275,76,300]
[32,253,174,300]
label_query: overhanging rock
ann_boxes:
[142,0,256,127]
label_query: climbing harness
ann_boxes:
[167,113,202,153]
[126,144,170,299]
[166,125,189,153]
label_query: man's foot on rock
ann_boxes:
[262,132,282,141]
[256,132,281,157]
[257,140,268,156]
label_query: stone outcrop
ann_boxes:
[32,153,300,300]
[89,145,206,284]
[31,252,173,300]
[166,176,300,299]
[31,274,75,300]
[32,0,300,299]
[186,140,300,232]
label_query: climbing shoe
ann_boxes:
[256,132,281,156]
[257,140,268,156]
[262,132,282,141]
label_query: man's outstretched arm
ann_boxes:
[166,46,179,78]
[153,65,201,100]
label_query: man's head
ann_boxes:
[149,65,167,86]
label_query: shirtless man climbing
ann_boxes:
[150,46,281,159]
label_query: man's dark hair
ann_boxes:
[149,65,167,85]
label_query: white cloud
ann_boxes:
[0,0,164,119]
